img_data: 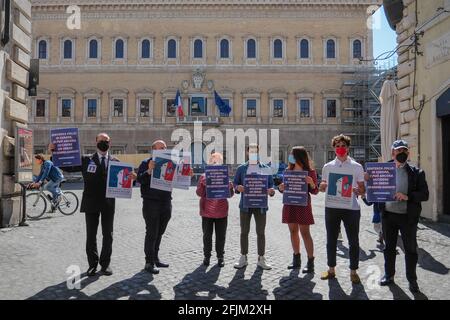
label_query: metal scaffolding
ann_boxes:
[341,63,397,166]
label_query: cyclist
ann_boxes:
[29,154,64,210]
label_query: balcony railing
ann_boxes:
[176,116,220,124]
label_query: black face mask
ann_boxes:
[97,140,110,152]
[395,152,408,164]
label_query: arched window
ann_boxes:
[274,39,283,59]
[326,39,336,59]
[63,39,72,59]
[89,39,98,59]
[38,40,47,59]
[141,39,151,59]
[300,39,309,59]
[194,39,203,58]
[168,39,177,58]
[353,39,362,59]
[115,39,124,59]
[247,39,256,59]
[220,39,229,58]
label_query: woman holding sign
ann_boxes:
[278,147,318,273]
[196,153,234,268]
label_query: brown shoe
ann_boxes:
[320,271,336,280]
[350,273,361,284]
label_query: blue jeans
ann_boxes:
[44,179,62,200]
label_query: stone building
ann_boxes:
[29,0,380,170]
[386,0,450,221]
[1,0,34,227]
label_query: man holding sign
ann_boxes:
[233,143,275,271]
[377,140,429,293]
[319,134,365,284]
[137,140,194,274]
[51,133,136,277]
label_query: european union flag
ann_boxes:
[214,90,231,115]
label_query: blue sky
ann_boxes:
[372,6,398,68]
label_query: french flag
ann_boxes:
[175,90,184,117]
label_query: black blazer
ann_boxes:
[379,161,429,224]
[63,153,120,213]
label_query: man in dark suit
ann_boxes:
[376,140,429,293]
[50,133,136,276]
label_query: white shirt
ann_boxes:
[96,152,109,169]
[322,157,365,210]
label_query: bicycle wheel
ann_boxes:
[26,192,47,219]
[57,191,79,215]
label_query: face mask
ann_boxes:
[249,153,259,163]
[395,152,408,164]
[97,140,110,152]
[335,147,347,157]
[288,155,296,164]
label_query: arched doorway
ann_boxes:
[437,87,450,216]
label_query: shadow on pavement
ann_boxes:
[91,271,161,300]
[224,267,268,300]
[417,248,450,275]
[327,278,369,300]
[419,219,450,238]
[26,272,99,300]
[272,269,323,300]
[173,264,225,300]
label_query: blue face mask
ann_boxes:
[249,153,259,163]
[288,155,296,164]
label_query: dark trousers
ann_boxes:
[382,211,418,282]
[202,217,228,259]
[142,199,172,264]
[240,209,267,256]
[325,207,361,270]
[85,208,114,269]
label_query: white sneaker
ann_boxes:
[257,256,272,270]
[234,255,248,269]
[337,232,343,241]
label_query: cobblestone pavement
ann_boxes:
[1,183,449,300]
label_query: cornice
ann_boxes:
[31,0,382,20]
[32,1,382,6]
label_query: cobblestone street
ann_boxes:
[1,183,449,300]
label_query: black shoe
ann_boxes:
[155,260,169,268]
[145,263,160,274]
[218,258,225,268]
[87,267,97,277]
[380,275,395,286]
[203,257,210,266]
[288,253,301,270]
[101,266,113,276]
[302,257,315,274]
[409,280,420,293]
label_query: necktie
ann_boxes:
[101,156,106,172]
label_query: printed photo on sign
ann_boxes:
[106,162,134,199]
[150,149,180,192]
[173,152,192,190]
[326,172,354,209]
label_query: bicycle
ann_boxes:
[26,180,79,219]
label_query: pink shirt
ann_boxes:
[196,174,234,219]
